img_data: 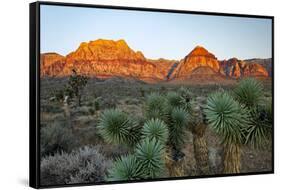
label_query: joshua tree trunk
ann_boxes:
[223,143,241,173]
[192,123,210,175]
[165,147,185,177]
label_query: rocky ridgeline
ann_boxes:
[40,39,271,82]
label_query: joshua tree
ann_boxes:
[177,87,193,111]
[234,78,272,149]
[189,97,210,175]
[144,93,168,122]
[168,107,189,152]
[135,138,165,178]
[166,92,184,111]
[233,78,263,108]
[246,101,273,149]
[97,109,141,148]
[141,118,169,144]
[107,155,143,181]
[204,92,250,173]
[66,69,88,106]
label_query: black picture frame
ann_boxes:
[29,1,274,189]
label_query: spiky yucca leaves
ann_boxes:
[107,155,143,181]
[204,92,250,173]
[168,108,189,151]
[246,104,272,149]
[135,138,165,178]
[233,78,263,108]
[141,119,169,144]
[97,109,141,147]
[145,93,168,121]
[177,87,193,111]
[166,92,183,110]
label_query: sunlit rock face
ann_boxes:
[219,58,269,78]
[171,46,221,80]
[40,39,174,82]
[40,53,65,77]
[40,40,270,82]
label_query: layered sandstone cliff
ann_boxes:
[40,39,271,82]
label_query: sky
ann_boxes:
[40,5,272,60]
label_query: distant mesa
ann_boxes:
[40,39,271,83]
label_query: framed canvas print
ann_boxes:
[29,1,274,188]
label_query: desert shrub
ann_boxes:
[233,78,263,108]
[94,97,101,110]
[107,155,143,181]
[135,138,165,178]
[40,122,76,157]
[97,109,141,147]
[141,118,169,144]
[166,92,183,112]
[144,93,168,121]
[40,146,111,186]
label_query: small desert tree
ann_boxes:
[65,69,88,106]
[204,92,250,173]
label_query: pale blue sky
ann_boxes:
[40,5,272,60]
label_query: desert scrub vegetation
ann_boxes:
[40,76,272,184]
[40,146,111,186]
[40,121,76,157]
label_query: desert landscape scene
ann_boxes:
[39,5,272,186]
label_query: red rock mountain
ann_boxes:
[41,39,172,82]
[40,39,270,82]
[219,58,268,78]
[40,53,65,76]
[171,46,222,80]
